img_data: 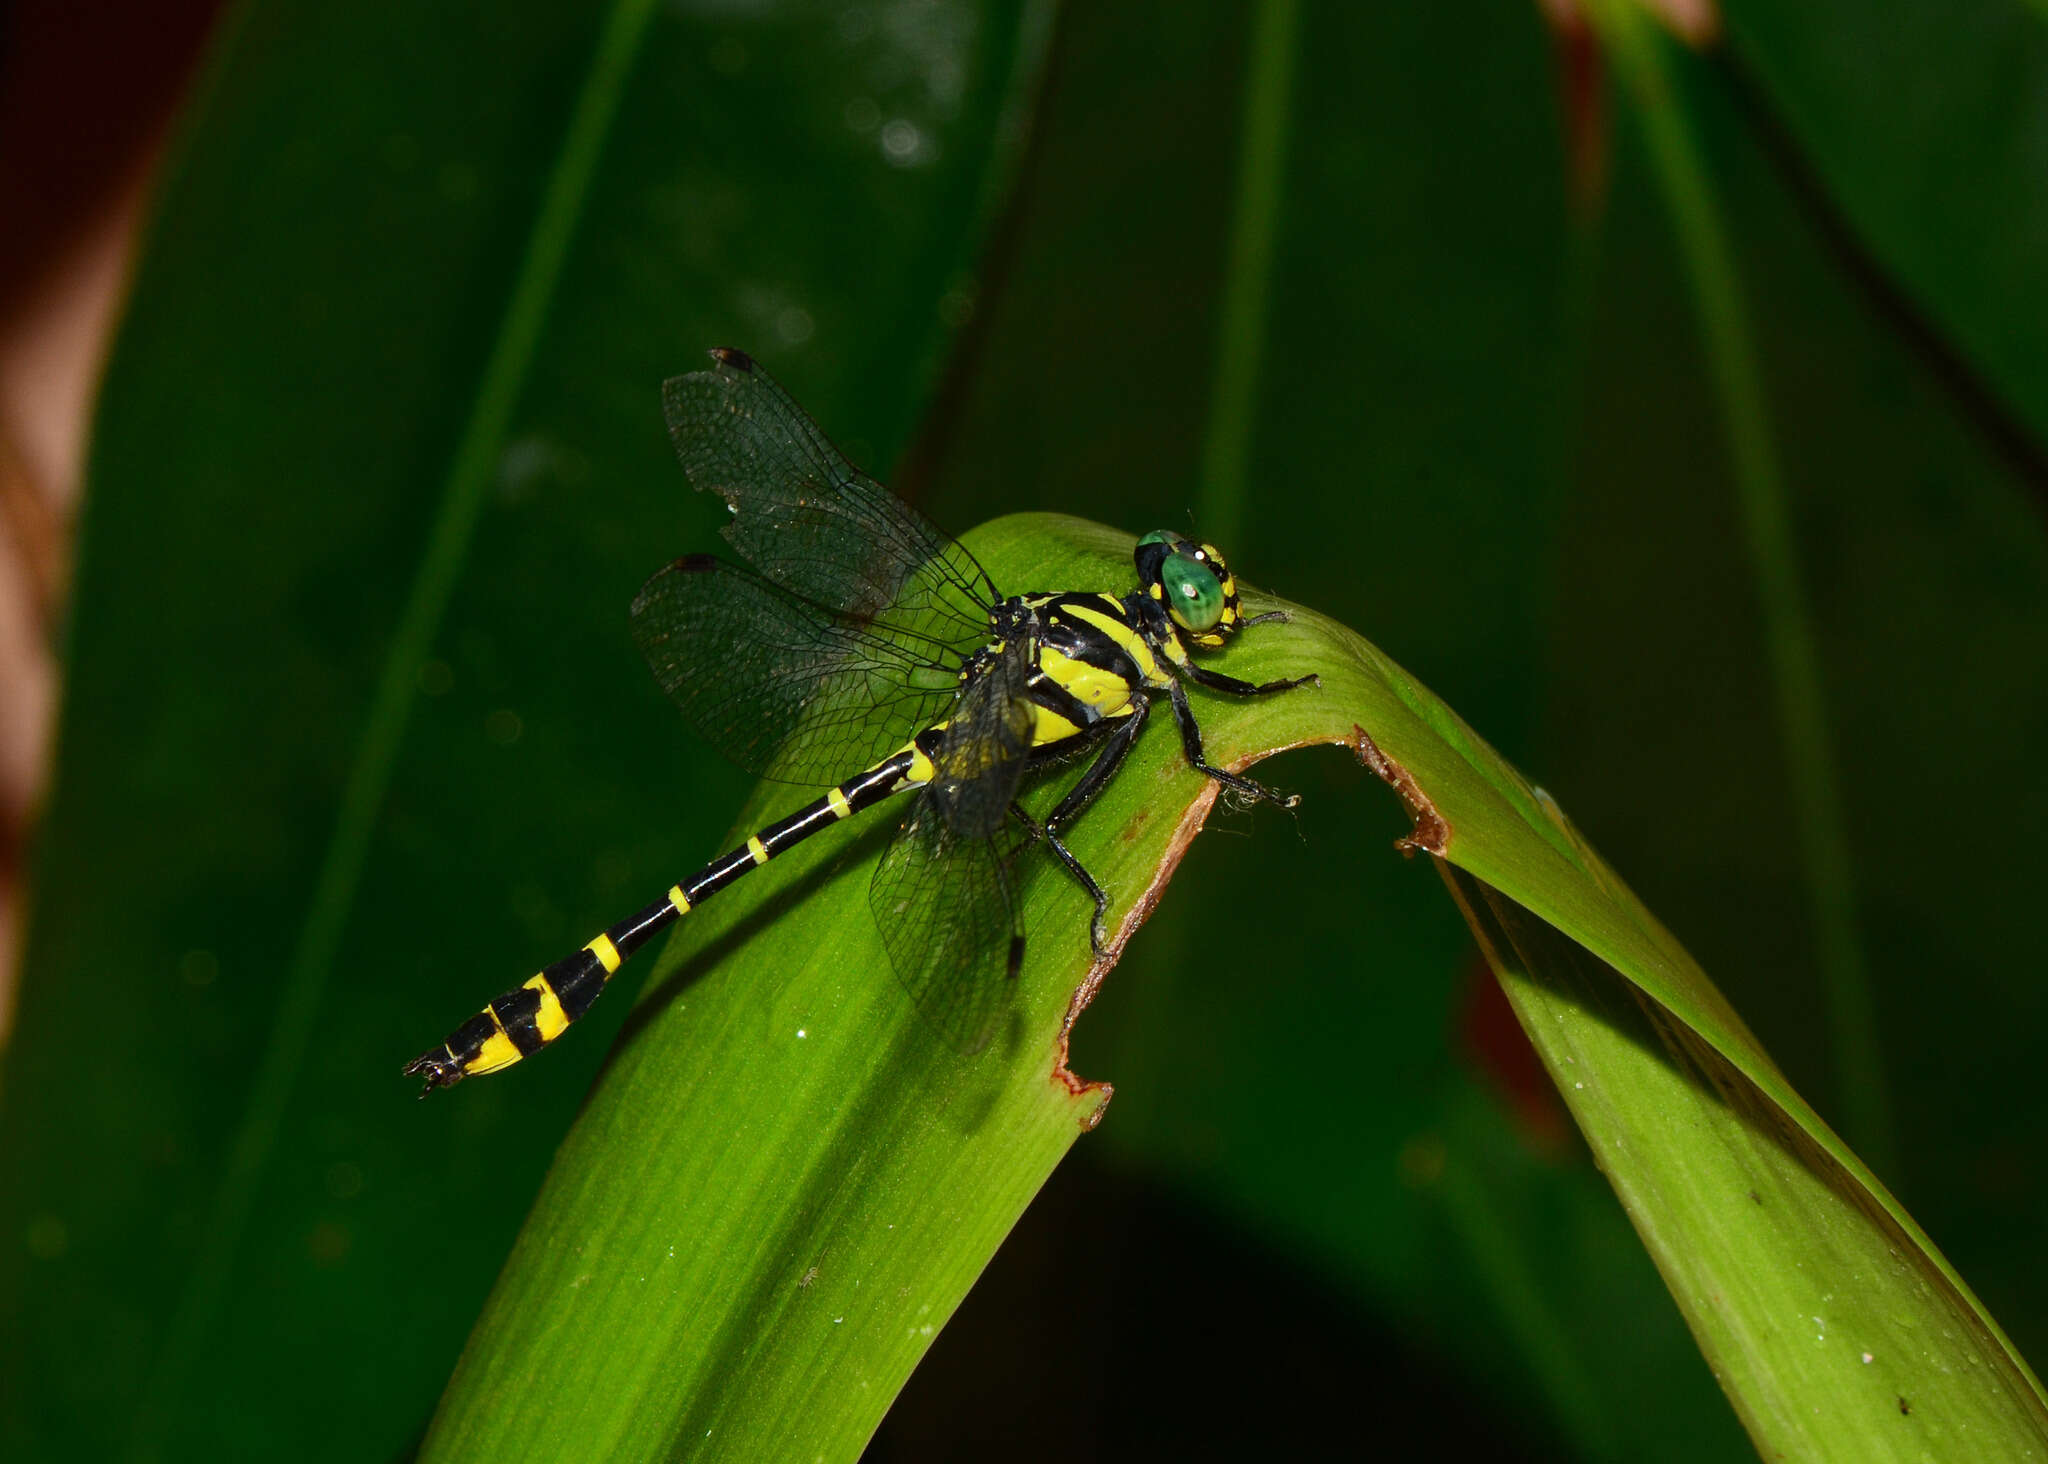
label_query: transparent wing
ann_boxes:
[868,637,1039,1051]
[927,636,1036,840]
[662,348,998,656]
[869,804,1031,1054]
[631,556,970,784]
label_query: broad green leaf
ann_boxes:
[920,2,1745,1452]
[1548,7,2048,1413]
[1449,857,2047,1456]
[903,2,2048,1453]
[421,514,2048,1462]
[12,0,2048,1455]
[0,1,1050,1459]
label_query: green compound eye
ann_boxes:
[1161,552,1224,632]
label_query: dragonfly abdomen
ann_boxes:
[404,743,928,1094]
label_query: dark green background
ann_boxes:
[2,0,2043,1458]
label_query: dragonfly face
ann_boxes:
[1134,530,1245,649]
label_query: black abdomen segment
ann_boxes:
[403,748,919,1093]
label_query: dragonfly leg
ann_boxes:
[1014,805,1110,956]
[1166,679,1301,809]
[1020,703,1149,953]
[1183,660,1320,697]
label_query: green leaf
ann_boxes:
[905,4,2048,1452]
[1536,15,2048,1447]
[420,513,2048,1461]
[414,515,1253,1461]
[1448,861,2046,1456]
[0,1,1050,1459]
[916,5,1741,1452]
[13,0,2048,1455]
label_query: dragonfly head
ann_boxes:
[1135,531,1243,648]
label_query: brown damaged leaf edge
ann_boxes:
[1051,725,1435,1123]
[1354,724,1450,856]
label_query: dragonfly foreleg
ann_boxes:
[1165,678,1301,811]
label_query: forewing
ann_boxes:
[631,557,963,784]
[869,804,1029,1054]
[928,636,1036,840]
[662,349,996,657]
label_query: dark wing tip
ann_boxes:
[659,349,755,420]
[630,553,722,617]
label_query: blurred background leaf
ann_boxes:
[0,0,1054,1457]
[1726,0,2048,448]
[1,0,2045,1460]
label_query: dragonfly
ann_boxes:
[404,347,1316,1092]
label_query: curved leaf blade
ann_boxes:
[423,513,2048,1461]
[0,2,1052,1458]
